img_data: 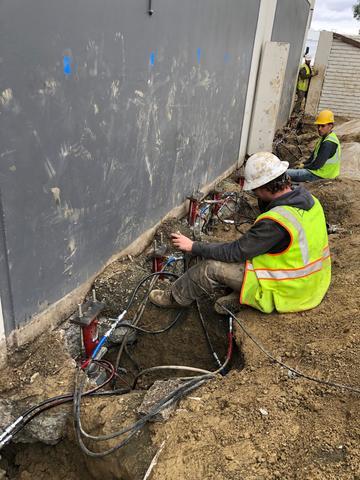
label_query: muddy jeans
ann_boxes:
[171,260,245,306]
[293,90,306,113]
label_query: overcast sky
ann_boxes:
[311,0,359,34]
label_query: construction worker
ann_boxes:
[293,54,316,113]
[287,109,341,182]
[149,152,331,314]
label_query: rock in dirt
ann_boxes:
[340,142,360,181]
[138,379,183,422]
[335,119,360,143]
[0,400,13,435]
[15,409,69,446]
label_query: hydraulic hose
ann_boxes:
[73,317,234,457]
[74,375,211,457]
[113,266,183,385]
[196,298,222,369]
[0,360,122,450]
[185,273,360,395]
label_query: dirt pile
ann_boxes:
[148,179,360,480]
[273,114,319,167]
[0,171,360,479]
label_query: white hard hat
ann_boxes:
[243,152,289,191]
[304,54,312,62]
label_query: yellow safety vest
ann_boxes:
[309,132,341,179]
[240,196,331,313]
[297,63,311,92]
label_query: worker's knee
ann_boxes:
[188,259,218,280]
[205,261,239,282]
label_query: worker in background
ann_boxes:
[293,54,317,113]
[149,152,331,315]
[287,109,341,182]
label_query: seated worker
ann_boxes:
[149,152,331,314]
[287,109,341,183]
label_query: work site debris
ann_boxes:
[273,114,318,167]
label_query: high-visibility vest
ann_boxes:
[297,63,311,92]
[240,196,331,313]
[309,132,341,179]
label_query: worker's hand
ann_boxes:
[171,232,194,252]
[296,162,305,169]
[312,68,319,76]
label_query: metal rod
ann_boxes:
[92,289,97,302]
[148,0,154,15]
[78,304,83,318]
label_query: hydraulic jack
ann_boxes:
[187,190,204,227]
[70,289,105,364]
[152,236,167,277]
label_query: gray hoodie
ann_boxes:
[191,186,315,263]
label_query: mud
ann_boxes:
[1,168,360,479]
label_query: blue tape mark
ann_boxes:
[149,51,155,66]
[63,56,72,75]
[224,53,230,63]
[197,48,201,64]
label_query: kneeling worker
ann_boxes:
[150,152,331,314]
[287,110,341,183]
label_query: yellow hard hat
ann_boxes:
[314,110,335,125]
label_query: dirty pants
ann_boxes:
[293,90,306,113]
[171,260,245,306]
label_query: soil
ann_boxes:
[1,163,360,478]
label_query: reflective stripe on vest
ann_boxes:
[297,64,311,92]
[270,206,309,264]
[240,196,331,314]
[309,132,341,179]
[246,246,330,280]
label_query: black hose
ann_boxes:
[0,361,125,449]
[74,373,212,457]
[119,313,184,335]
[196,300,222,369]
[113,271,181,387]
[185,273,360,395]
[125,271,179,312]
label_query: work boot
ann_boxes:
[214,291,240,315]
[149,289,186,309]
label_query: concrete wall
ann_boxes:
[238,0,278,161]
[247,42,289,154]
[0,0,312,357]
[271,0,311,128]
[0,0,261,339]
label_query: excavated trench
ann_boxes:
[0,202,246,480]
[2,116,360,479]
[1,293,244,480]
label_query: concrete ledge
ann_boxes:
[1,161,239,362]
[0,339,7,369]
